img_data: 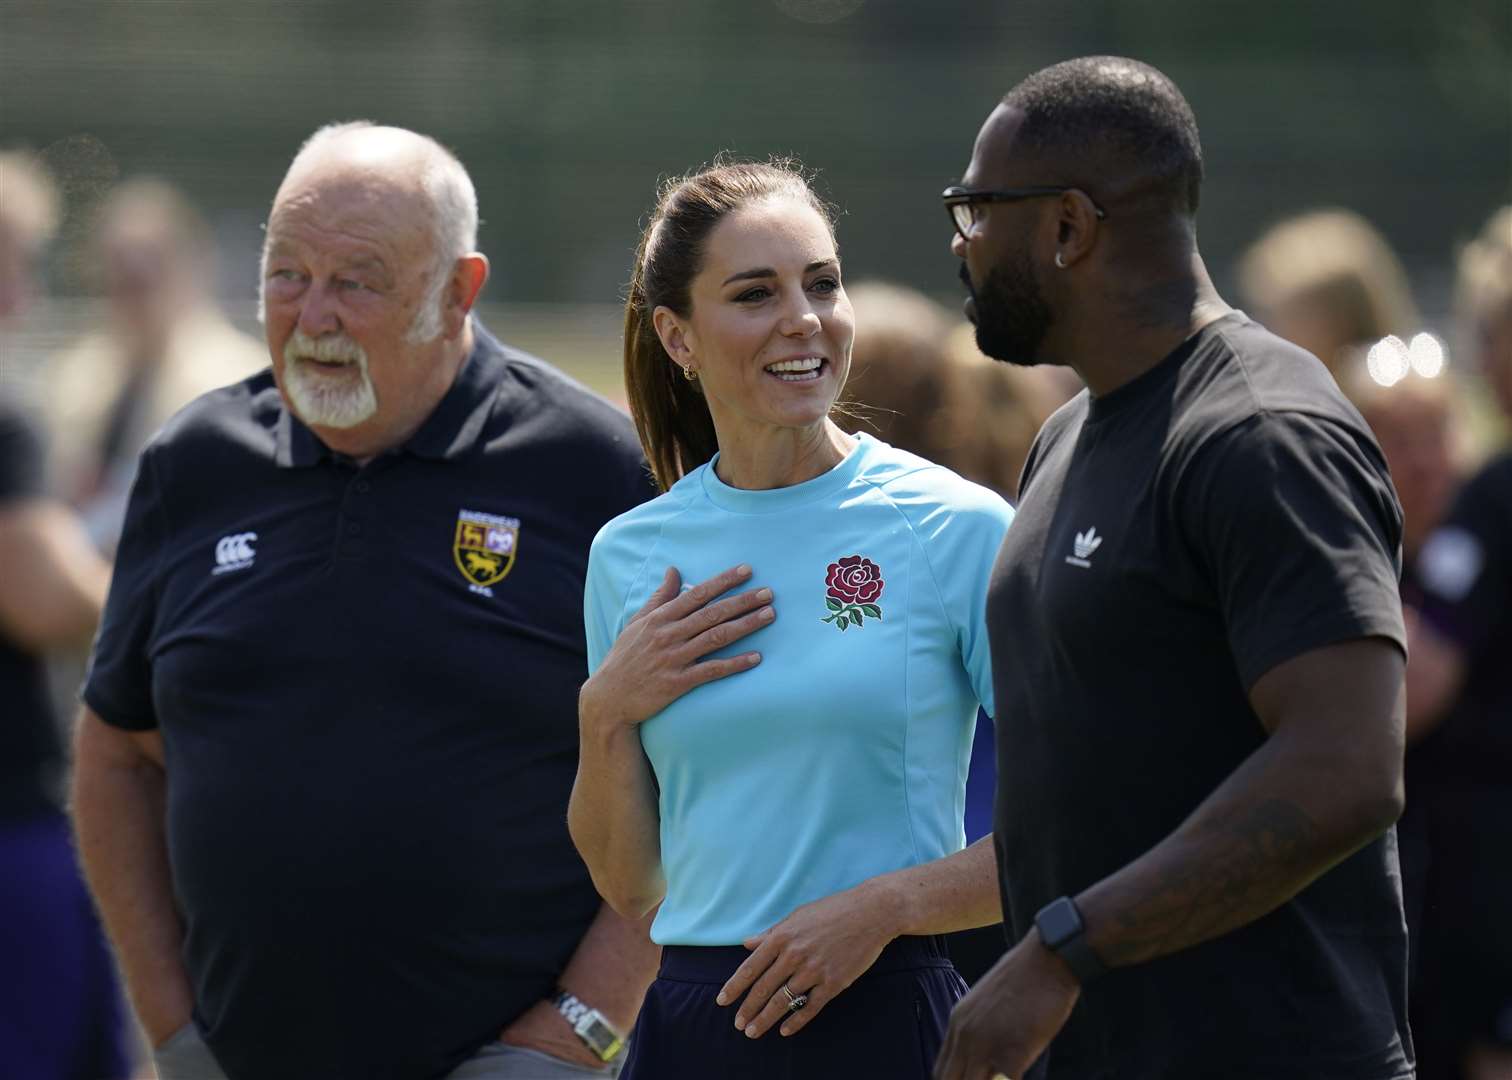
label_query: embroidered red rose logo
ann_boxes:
[822,554,884,631]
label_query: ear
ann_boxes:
[442,253,490,338]
[652,305,695,369]
[1051,190,1102,269]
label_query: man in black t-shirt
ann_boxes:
[934,59,1413,1080]
[72,123,659,1080]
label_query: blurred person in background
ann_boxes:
[1238,207,1420,380]
[842,281,1067,987]
[935,57,1411,1080]
[41,177,265,555]
[71,123,659,1080]
[1407,204,1512,1080]
[0,150,130,1080]
[1338,364,1470,982]
[940,322,1075,502]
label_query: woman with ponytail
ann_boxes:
[567,160,1014,1079]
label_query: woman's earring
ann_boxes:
[682,365,698,382]
[1054,251,1068,269]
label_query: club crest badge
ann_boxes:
[822,554,884,631]
[454,509,520,593]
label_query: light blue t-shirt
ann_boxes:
[584,433,1013,945]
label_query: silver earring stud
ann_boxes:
[1055,251,1068,269]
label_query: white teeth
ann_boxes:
[765,357,823,373]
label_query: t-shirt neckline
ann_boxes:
[1084,312,1247,425]
[697,432,872,514]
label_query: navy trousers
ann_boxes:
[622,935,965,1079]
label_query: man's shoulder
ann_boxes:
[478,329,639,450]
[1168,314,1373,459]
[144,368,282,469]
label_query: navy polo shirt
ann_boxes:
[83,324,655,1080]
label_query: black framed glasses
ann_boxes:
[942,185,1107,241]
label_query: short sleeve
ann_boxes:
[1180,412,1406,689]
[915,477,1015,717]
[81,445,169,730]
[1415,455,1511,664]
[0,399,46,504]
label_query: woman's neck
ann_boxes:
[711,419,854,491]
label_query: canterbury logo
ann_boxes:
[1065,526,1101,569]
[213,532,258,575]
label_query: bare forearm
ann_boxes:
[867,835,1003,939]
[71,717,192,1044]
[1078,728,1400,970]
[567,712,664,916]
[0,502,110,650]
[557,903,661,1034]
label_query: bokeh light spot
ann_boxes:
[1408,332,1445,378]
[1366,335,1410,386]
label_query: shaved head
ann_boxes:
[280,122,477,258]
[1001,56,1203,216]
[261,121,478,340]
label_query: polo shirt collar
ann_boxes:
[273,323,503,468]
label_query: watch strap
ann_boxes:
[553,989,624,1062]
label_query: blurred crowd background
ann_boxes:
[1,0,1508,1077]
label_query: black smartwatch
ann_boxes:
[1034,896,1108,985]
[553,989,625,1062]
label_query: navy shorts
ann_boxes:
[0,812,130,1080]
[621,935,965,1080]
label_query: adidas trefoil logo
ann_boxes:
[213,531,258,575]
[1065,526,1102,569]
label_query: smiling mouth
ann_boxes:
[764,356,826,382]
[301,356,357,373]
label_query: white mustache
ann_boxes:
[284,329,368,367]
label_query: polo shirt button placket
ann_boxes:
[337,472,375,559]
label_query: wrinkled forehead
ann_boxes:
[267,164,434,261]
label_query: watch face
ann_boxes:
[583,1017,624,1060]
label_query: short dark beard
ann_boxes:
[965,256,1053,367]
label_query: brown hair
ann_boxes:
[1237,208,1418,372]
[624,159,834,491]
[1456,205,1512,327]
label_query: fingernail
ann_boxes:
[745,1025,758,1038]
[757,588,773,601]
[737,564,751,575]
[715,993,727,1006]
[734,1015,745,1028]
[759,606,774,621]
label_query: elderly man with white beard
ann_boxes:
[71,122,660,1080]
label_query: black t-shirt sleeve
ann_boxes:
[1179,411,1406,689]
[82,445,168,730]
[0,399,46,505]
[1415,455,1511,663]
